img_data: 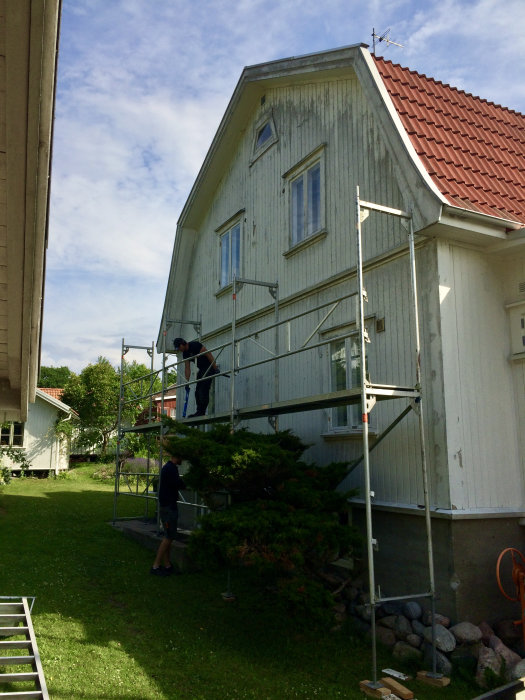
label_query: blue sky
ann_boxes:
[42,0,525,373]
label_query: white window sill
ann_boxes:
[283,229,327,259]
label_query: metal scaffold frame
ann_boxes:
[113,185,440,686]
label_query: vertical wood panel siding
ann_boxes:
[172,74,523,512]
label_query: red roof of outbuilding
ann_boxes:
[39,387,64,401]
[373,56,525,225]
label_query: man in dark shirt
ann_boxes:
[174,337,219,417]
[150,454,185,576]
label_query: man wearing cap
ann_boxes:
[173,338,219,417]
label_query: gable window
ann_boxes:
[251,113,278,163]
[219,220,241,287]
[1,422,24,447]
[330,337,362,430]
[283,145,326,254]
[291,160,321,245]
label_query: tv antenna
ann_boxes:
[372,27,404,54]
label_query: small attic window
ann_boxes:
[256,122,273,149]
[251,113,278,164]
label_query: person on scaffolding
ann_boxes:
[173,338,219,417]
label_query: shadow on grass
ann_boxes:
[0,480,480,699]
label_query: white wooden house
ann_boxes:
[1,388,74,474]
[158,45,525,622]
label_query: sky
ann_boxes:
[41,0,525,374]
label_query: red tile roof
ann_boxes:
[39,387,64,401]
[373,56,525,225]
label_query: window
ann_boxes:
[251,113,278,163]
[283,146,325,251]
[330,337,362,430]
[219,221,241,287]
[1,422,24,447]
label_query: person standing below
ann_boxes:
[174,338,219,417]
[151,453,185,576]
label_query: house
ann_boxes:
[0,0,62,423]
[1,388,74,474]
[158,44,525,622]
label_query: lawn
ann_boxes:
[0,465,479,699]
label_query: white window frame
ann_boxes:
[283,145,326,253]
[251,112,278,164]
[1,422,24,447]
[329,335,363,432]
[218,216,242,289]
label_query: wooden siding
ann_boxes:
[438,242,524,511]
[172,73,524,513]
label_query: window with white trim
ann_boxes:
[286,149,325,247]
[251,112,278,163]
[1,422,24,447]
[219,220,241,287]
[330,337,362,430]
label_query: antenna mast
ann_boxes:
[372,27,404,54]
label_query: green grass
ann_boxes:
[0,465,480,699]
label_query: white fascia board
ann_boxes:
[358,47,447,206]
[35,388,73,415]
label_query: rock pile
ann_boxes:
[340,591,525,689]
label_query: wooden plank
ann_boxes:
[380,676,414,699]
[416,670,451,687]
[358,680,390,697]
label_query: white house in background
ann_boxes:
[0,0,62,423]
[158,44,525,622]
[1,388,74,474]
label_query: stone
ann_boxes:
[478,620,495,645]
[493,619,521,648]
[475,646,503,688]
[394,615,413,641]
[392,640,423,664]
[412,619,425,636]
[377,615,397,630]
[406,632,422,649]
[423,623,456,653]
[376,625,396,648]
[379,601,404,617]
[402,601,422,620]
[450,621,483,644]
[422,642,452,676]
[489,635,522,674]
[422,610,450,627]
[508,658,525,681]
[449,642,482,677]
[355,604,372,622]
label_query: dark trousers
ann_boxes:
[195,369,215,414]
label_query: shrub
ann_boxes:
[164,422,362,620]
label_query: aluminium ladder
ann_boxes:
[0,597,49,699]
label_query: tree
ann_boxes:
[38,365,74,388]
[61,357,120,455]
[60,357,166,456]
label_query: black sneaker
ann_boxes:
[163,566,180,576]
[150,566,168,577]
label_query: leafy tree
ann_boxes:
[38,365,74,388]
[61,357,120,455]
[164,422,362,621]
[60,357,166,456]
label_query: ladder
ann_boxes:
[0,597,49,699]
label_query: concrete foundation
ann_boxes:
[352,506,525,624]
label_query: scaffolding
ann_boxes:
[113,186,439,686]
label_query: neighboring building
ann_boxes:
[154,385,177,419]
[1,388,74,473]
[158,45,525,621]
[0,0,62,423]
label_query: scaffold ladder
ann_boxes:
[0,597,49,699]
